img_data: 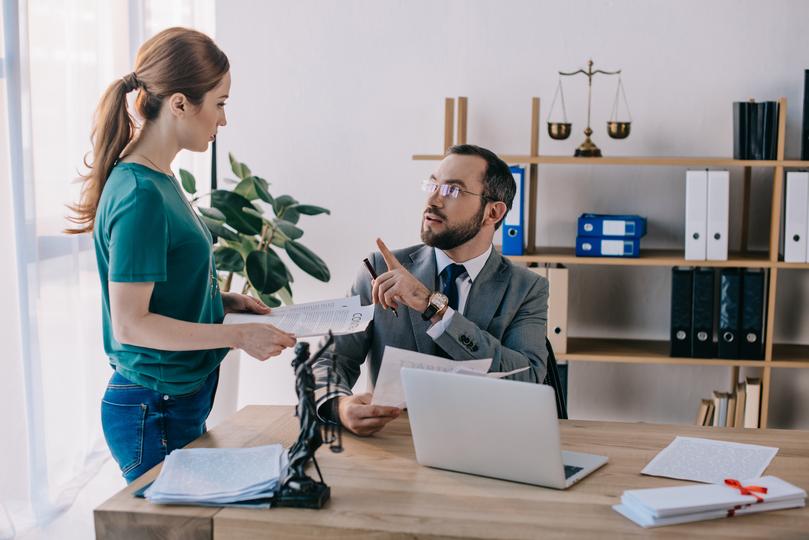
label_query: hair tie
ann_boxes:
[121,72,139,93]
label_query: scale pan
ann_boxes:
[548,122,572,140]
[607,121,631,139]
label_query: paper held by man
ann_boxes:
[223,296,374,338]
[371,346,530,408]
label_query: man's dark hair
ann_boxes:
[447,144,515,229]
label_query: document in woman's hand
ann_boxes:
[223,296,374,337]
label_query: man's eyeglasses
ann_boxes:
[421,180,489,200]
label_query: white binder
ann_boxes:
[785,171,809,263]
[706,170,729,261]
[546,265,568,355]
[685,170,708,260]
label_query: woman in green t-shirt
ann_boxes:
[66,27,296,483]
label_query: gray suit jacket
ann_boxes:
[312,243,549,411]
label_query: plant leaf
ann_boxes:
[272,194,298,215]
[198,206,226,221]
[214,247,244,272]
[179,168,197,195]
[246,249,288,293]
[294,204,330,216]
[273,219,303,240]
[241,206,266,219]
[285,240,330,282]
[256,291,282,308]
[233,176,273,204]
[276,286,293,305]
[200,215,240,241]
[228,152,252,180]
[283,207,300,224]
[211,189,262,235]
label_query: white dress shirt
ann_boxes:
[426,244,493,339]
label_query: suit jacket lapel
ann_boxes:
[406,245,438,354]
[464,249,510,330]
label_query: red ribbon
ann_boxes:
[724,478,768,503]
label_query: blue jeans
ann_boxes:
[101,367,219,483]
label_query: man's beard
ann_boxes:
[420,202,486,250]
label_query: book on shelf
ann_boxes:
[696,378,760,428]
[727,392,737,428]
[712,391,730,428]
[744,377,762,428]
[695,398,713,426]
[734,381,747,427]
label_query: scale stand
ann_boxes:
[547,59,632,157]
[273,334,343,509]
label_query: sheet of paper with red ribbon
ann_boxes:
[613,476,806,528]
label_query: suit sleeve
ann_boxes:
[431,275,549,383]
[312,259,375,415]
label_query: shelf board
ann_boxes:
[771,344,809,368]
[559,338,768,367]
[507,248,771,268]
[413,154,792,167]
[775,260,809,269]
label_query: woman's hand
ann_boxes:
[222,292,272,315]
[234,323,297,360]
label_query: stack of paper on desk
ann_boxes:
[144,444,288,508]
[223,296,374,337]
[613,476,806,528]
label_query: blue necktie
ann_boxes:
[440,263,466,311]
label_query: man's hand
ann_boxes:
[222,292,272,315]
[372,238,431,313]
[337,393,401,436]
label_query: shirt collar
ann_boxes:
[434,244,493,283]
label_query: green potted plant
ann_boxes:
[179,153,331,426]
[179,153,331,304]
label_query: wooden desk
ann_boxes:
[94,406,809,539]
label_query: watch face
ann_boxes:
[430,292,449,309]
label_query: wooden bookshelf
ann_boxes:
[414,96,804,428]
[414,155,797,168]
[507,248,771,268]
[560,338,769,367]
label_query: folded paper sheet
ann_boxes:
[371,346,493,408]
[224,296,373,338]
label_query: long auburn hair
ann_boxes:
[66,27,229,234]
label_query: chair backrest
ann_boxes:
[542,337,568,419]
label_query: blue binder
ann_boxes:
[575,236,641,257]
[577,214,647,238]
[502,165,525,255]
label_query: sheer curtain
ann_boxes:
[0,1,215,537]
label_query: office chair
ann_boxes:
[543,337,568,420]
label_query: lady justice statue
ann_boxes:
[274,332,343,509]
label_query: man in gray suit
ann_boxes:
[313,144,549,436]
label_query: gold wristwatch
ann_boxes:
[421,291,449,321]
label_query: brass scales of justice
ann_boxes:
[547,59,632,157]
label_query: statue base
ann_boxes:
[273,480,331,509]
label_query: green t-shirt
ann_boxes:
[94,162,228,395]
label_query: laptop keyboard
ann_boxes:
[564,465,584,479]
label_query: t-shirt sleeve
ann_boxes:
[108,185,169,282]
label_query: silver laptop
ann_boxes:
[400,367,608,489]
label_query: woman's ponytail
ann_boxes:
[65,77,135,233]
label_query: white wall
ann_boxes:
[216,0,809,428]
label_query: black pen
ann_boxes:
[363,257,398,318]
